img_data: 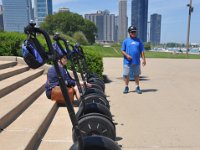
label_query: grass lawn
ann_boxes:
[83,45,200,59]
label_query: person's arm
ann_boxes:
[141,51,146,66]
[122,50,132,61]
[64,68,76,87]
[139,41,146,66]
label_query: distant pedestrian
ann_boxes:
[121,25,146,94]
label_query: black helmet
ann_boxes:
[128,25,137,32]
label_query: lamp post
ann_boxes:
[186,0,193,55]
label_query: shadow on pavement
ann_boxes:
[129,89,158,93]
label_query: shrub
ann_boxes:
[0,31,26,56]
[73,31,89,45]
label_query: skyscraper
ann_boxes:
[2,0,32,32]
[85,10,116,42]
[0,5,3,30]
[150,13,162,45]
[114,16,119,42]
[131,0,148,42]
[118,0,128,41]
[34,0,53,26]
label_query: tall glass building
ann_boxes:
[150,13,162,45]
[2,0,32,32]
[85,10,116,42]
[131,0,148,42]
[0,5,3,30]
[34,0,53,26]
[119,0,128,42]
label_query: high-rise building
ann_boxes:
[85,10,116,42]
[131,0,148,42]
[0,5,3,14]
[114,16,119,42]
[0,5,3,30]
[2,0,32,32]
[34,0,53,26]
[150,13,162,45]
[118,0,128,41]
[58,7,70,13]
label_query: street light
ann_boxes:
[186,0,193,55]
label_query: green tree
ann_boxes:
[81,20,97,44]
[73,31,88,45]
[40,12,97,44]
[144,42,151,50]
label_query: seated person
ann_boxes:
[45,51,80,105]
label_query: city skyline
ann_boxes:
[0,0,200,44]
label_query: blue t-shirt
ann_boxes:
[121,37,144,65]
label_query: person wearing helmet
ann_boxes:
[121,25,146,94]
[45,46,80,105]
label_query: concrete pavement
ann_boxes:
[103,58,200,150]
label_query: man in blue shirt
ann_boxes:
[121,25,146,94]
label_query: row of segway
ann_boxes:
[52,34,117,141]
[22,22,121,149]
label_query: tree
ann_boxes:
[144,42,151,50]
[40,12,97,44]
[81,20,97,44]
[73,31,88,45]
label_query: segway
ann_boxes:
[73,44,105,91]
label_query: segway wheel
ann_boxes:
[70,135,121,150]
[76,102,112,120]
[85,88,106,99]
[82,94,110,109]
[73,113,116,142]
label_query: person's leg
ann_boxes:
[134,75,140,86]
[123,64,130,93]
[51,86,75,105]
[73,85,80,100]
[133,65,142,94]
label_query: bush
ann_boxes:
[73,31,89,45]
[0,31,26,56]
[84,50,103,77]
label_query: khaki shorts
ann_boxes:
[51,86,75,105]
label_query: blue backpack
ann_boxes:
[22,37,48,69]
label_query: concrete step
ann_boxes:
[0,75,46,130]
[0,69,44,98]
[0,93,58,150]
[0,61,17,70]
[0,65,29,81]
[38,107,78,150]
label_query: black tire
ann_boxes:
[82,93,110,109]
[76,102,112,120]
[90,83,104,92]
[70,135,121,150]
[73,113,116,142]
[84,88,106,99]
[87,77,105,91]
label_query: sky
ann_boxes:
[0,0,200,44]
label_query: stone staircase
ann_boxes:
[0,57,75,150]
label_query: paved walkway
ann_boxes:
[103,58,200,150]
